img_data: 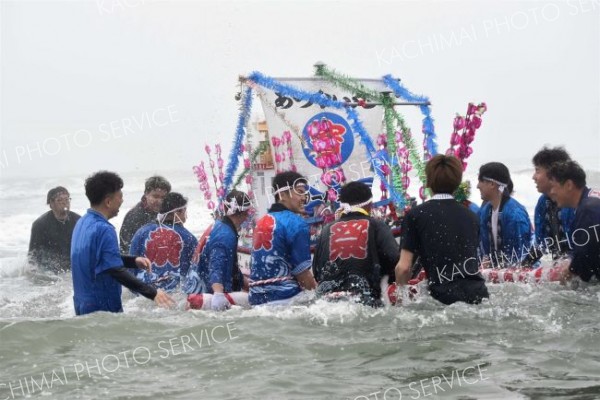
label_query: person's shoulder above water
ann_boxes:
[218,217,236,232]
[267,203,289,214]
[68,210,81,221]
[502,196,530,217]
[368,215,391,230]
[577,189,600,219]
[134,221,160,235]
[207,219,237,244]
[268,203,308,223]
[419,197,479,220]
[404,197,452,214]
[81,208,113,227]
[582,187,600,203]
[445,198,480,221]
[32,210,54,226]
[122,201,145,220]
[535,193,549,210]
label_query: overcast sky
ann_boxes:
[1,0,598,181]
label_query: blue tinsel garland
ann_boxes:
[222,85,254,197]
[383,74,438,156]
[248,71,405,209]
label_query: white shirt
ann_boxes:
[491,207,500,250]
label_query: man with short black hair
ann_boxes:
[313,181,399,307]
[119,175,171,253]
[532,146,575,258]
[548,161,600,283]
[249,171,317,306]
[29,187,80,272]
[71,171,174,315]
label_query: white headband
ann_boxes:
[157,204,187,224]
[338,198,373,214]
[223,197,252,216]
[482,176,508,193]
[273,185,292,196]
[273,184,307,197]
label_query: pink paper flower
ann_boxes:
[467,103,477,115]
[402,176,411,189]
[469,116,482,129]
[451,132,462,146]
[453,116,466,130]
[327,188,338,201]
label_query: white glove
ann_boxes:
[211,292,231,311]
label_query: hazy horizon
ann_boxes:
[1,1,599,181]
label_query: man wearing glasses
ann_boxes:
[29,186,80,272]
[249,171,317,306]
[119,176,171,254]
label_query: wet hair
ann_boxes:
[144,176,171,194]
[425,155,463,194]
[478,162,514,196]
[46,186,69,204]
[532,146,571,169]
[338,181,372,205]
[160,192,188,214]
[548,161,586,189]
[224,190,252,215]
[85,171,123,206]
[272,171,307,201]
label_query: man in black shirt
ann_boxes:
[29,187,80,272]
[313,181,399,307]
[119,176,171,254]
[396,155,489,305]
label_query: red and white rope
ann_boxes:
[248,276,294,287]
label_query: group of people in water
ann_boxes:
[28,146,600,315]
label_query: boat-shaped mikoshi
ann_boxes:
[192,63,488,290]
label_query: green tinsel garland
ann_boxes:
[315,65,428,197]
[382,98,406,199]
[233,143,266,189]
[390,107,427,186]
[315,64,374,101]
[453,181,472,203]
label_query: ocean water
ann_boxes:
[1,169,600,400]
